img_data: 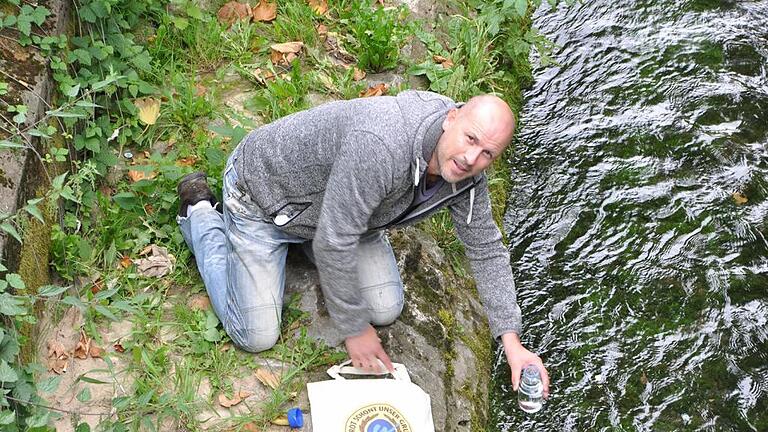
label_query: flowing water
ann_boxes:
[493,1,768,430]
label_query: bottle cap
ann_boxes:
[522,365,541,381]
[287,407,303,428]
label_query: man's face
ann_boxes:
[432,107,513,183]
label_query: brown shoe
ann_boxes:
[177,171,218,217]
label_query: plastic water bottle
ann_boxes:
[518,364,544,413]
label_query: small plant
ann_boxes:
[163,73,214,133]
[272,0,321,49]
[335,0,414,72]
[221,21,261,65]
[249,61,310,122]
[149,13,227,73]
[410,16,504,101]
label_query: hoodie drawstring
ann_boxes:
[467,187,475,225]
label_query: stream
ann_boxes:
[493,1,768,430]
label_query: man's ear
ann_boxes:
[442,108,458,131]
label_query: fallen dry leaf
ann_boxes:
[134,97,161,125]
[733,191,748,205]
[242,423,261,432]
[90,278,104,294]
[47,340,67,359]
[194,83,207,97]
[188,294,211,311]
[50,357,68,374]
[252,0,277,22]
[119,255,133,269]
[47,339,69,374]
[134,245,176,277]
[640,371,648,385]
[352,67,366,81]
[250,67,277,85]
[113,342,126,353]
[271,42,304,53]
[254,368,281,389]
[127,168,157,182]
[433,54,454,68]
[271,416,289,426]
[217,1,252,26]
[176,155,199,167]
[74,330,90,359]
[270,41,304,66]
[89,344,103,358]
[218,390,252,408]
[139,245,154,256]
[74,341,90,360]
[360,83,389,98]
[144,204,155,215]
[316,23,328,39]
[307,0,328,14]
[270,51,296,66]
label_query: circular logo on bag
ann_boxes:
[345,403,412,432]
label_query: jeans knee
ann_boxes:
[369,297,404,326]
[233,330,280,353]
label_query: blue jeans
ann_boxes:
[177,159,404,352]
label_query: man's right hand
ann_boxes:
[344,324,394,374]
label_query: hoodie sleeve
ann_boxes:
[312,130,396,339]
[448,178,523,339]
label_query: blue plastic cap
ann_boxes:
[287,407,304,428]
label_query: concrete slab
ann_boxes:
[0,0,70,272]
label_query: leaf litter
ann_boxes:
[218,389,253,408]
[217,1,252,27]
[134,244,176,277]
[252,0,277,22]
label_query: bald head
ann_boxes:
[459,94,516,146]
[429,94,516,183]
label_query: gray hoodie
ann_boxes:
[232,91,522,340]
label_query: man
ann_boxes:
[177,90,549,396]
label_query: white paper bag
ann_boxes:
[307,360,435,432]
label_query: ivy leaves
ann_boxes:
[0,4,50,37]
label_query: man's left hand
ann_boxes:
[501,332,550,398]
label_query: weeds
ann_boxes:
[272,1,321,49]
[411,16,504,101]
[221,21,262,65]
[249,61,310,121]
[335,0,415,72]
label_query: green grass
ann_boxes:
[272,0,322,49]
[411,16,503,101]
[248,60,311,121]
[334,0,415,72]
